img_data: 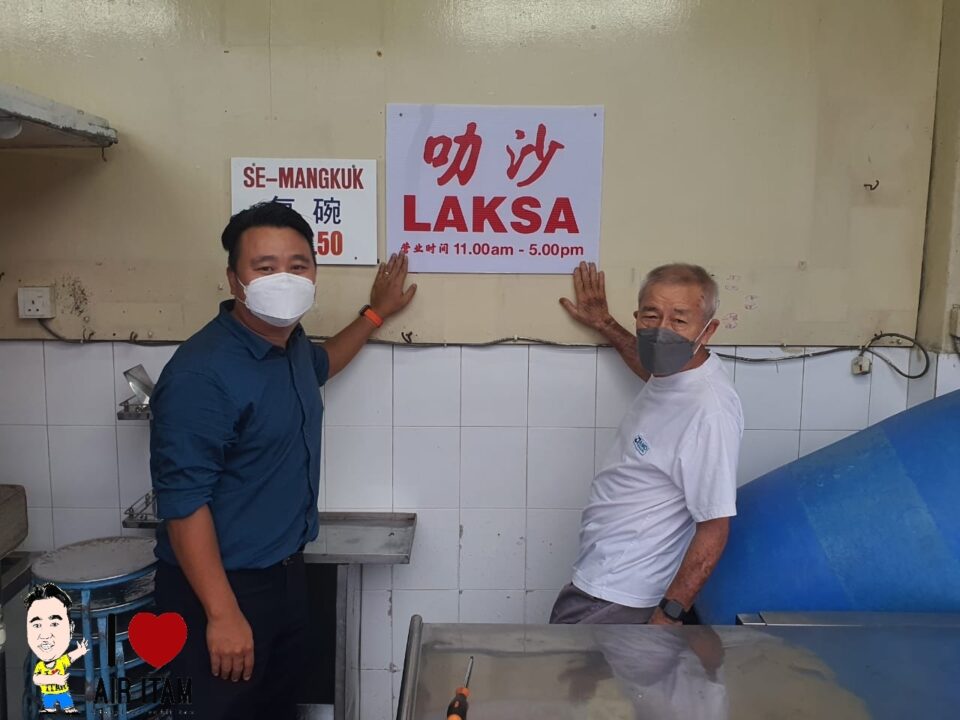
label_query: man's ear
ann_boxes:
[226,266,241,299]
[702,318,720,345]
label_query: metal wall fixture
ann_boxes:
[117,365,154,420]
[0,82,117,149]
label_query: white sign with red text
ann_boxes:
[231,158,377,265]
[386,104,603,274]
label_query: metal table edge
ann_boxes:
[396,615,424,720]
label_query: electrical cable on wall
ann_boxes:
[30,318,937,378]
[38,319,176,346]
[712,332,930,379]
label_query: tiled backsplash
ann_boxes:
[2,339,958,717]
[2,338,958,560]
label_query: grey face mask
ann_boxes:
[637,324,709,376]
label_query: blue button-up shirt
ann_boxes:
[150,301,329,570]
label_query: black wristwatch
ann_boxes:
[658,598,687,622]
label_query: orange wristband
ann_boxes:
[360,305,383,328]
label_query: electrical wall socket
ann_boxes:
[851,354,872,376]
[17,286,56,319]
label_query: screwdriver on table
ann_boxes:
[446,656,475,720]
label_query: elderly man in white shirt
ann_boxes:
[552,262,743,626]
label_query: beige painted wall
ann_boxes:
[919,0,960,352]
[0,0,943,345]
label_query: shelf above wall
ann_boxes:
[0,81,117,149]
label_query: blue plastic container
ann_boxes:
[697,389,960,625]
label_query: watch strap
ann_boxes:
[359,305,384,328]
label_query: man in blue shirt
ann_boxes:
[150,201,416,720]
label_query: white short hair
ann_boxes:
[638,263,719,321]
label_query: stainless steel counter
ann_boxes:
[123,493,418,566]
[303,512,416,564]
[397,618,960,720]
[737,610,960,627]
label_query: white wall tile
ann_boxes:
[715,346,736,382]
[392,509,459,590]
[907,347,938,408]
[459,590,524,623]
[0,341,46,424]
[393,428,459,509]
[117,424,151,510]
[526,509,582,590]
[325,427,392,509]
[20,507,54,551]
[360,590,393,670]
[112,342,177,409]
[0,425,50,506]
[460,427,526,508]
[394,347,460,426]
[360,670,394,720]
[801,349,871,430]
[392,590,459,667]
[528,347,596,427]
[800,430,855,457]
[49,426,119,508]
[524,589,560,624]
[325,344,393,426]
[595,348,644,428]
[460,509,525,590]
[867,348,909,425]
[318,424,326,510]
[737,429,800,486]
[734,347,804,430]
[936,352,960,397]
[44,342,116,425]
[594,428,617,475]
[363,564,393,591]
[527,428,594,509]
[461,346,528,426]
[53,507,122,547]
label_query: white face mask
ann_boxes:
[238,273,316,328]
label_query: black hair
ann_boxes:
[24,583,73,613]
[221,201,315,271]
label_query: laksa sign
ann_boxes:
[386,104,604,274]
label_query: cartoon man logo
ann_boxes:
[24,583,88,714]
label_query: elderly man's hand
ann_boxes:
[560,262,614,331]
[370,253,417,319]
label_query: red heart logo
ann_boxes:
[128,612,187,669]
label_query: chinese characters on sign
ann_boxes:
[387,104,603,273]
[231,158,377,266]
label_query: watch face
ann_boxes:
[662,600,685,620]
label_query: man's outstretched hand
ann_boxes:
[560,262,614,332]
[370,253,417,320]
[560,261,650,381]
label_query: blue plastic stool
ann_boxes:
[24,537,159,720]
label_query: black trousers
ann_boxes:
[153,553,309,720]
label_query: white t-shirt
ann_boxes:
[572,352,743,608]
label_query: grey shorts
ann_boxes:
[549,582,656,624]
